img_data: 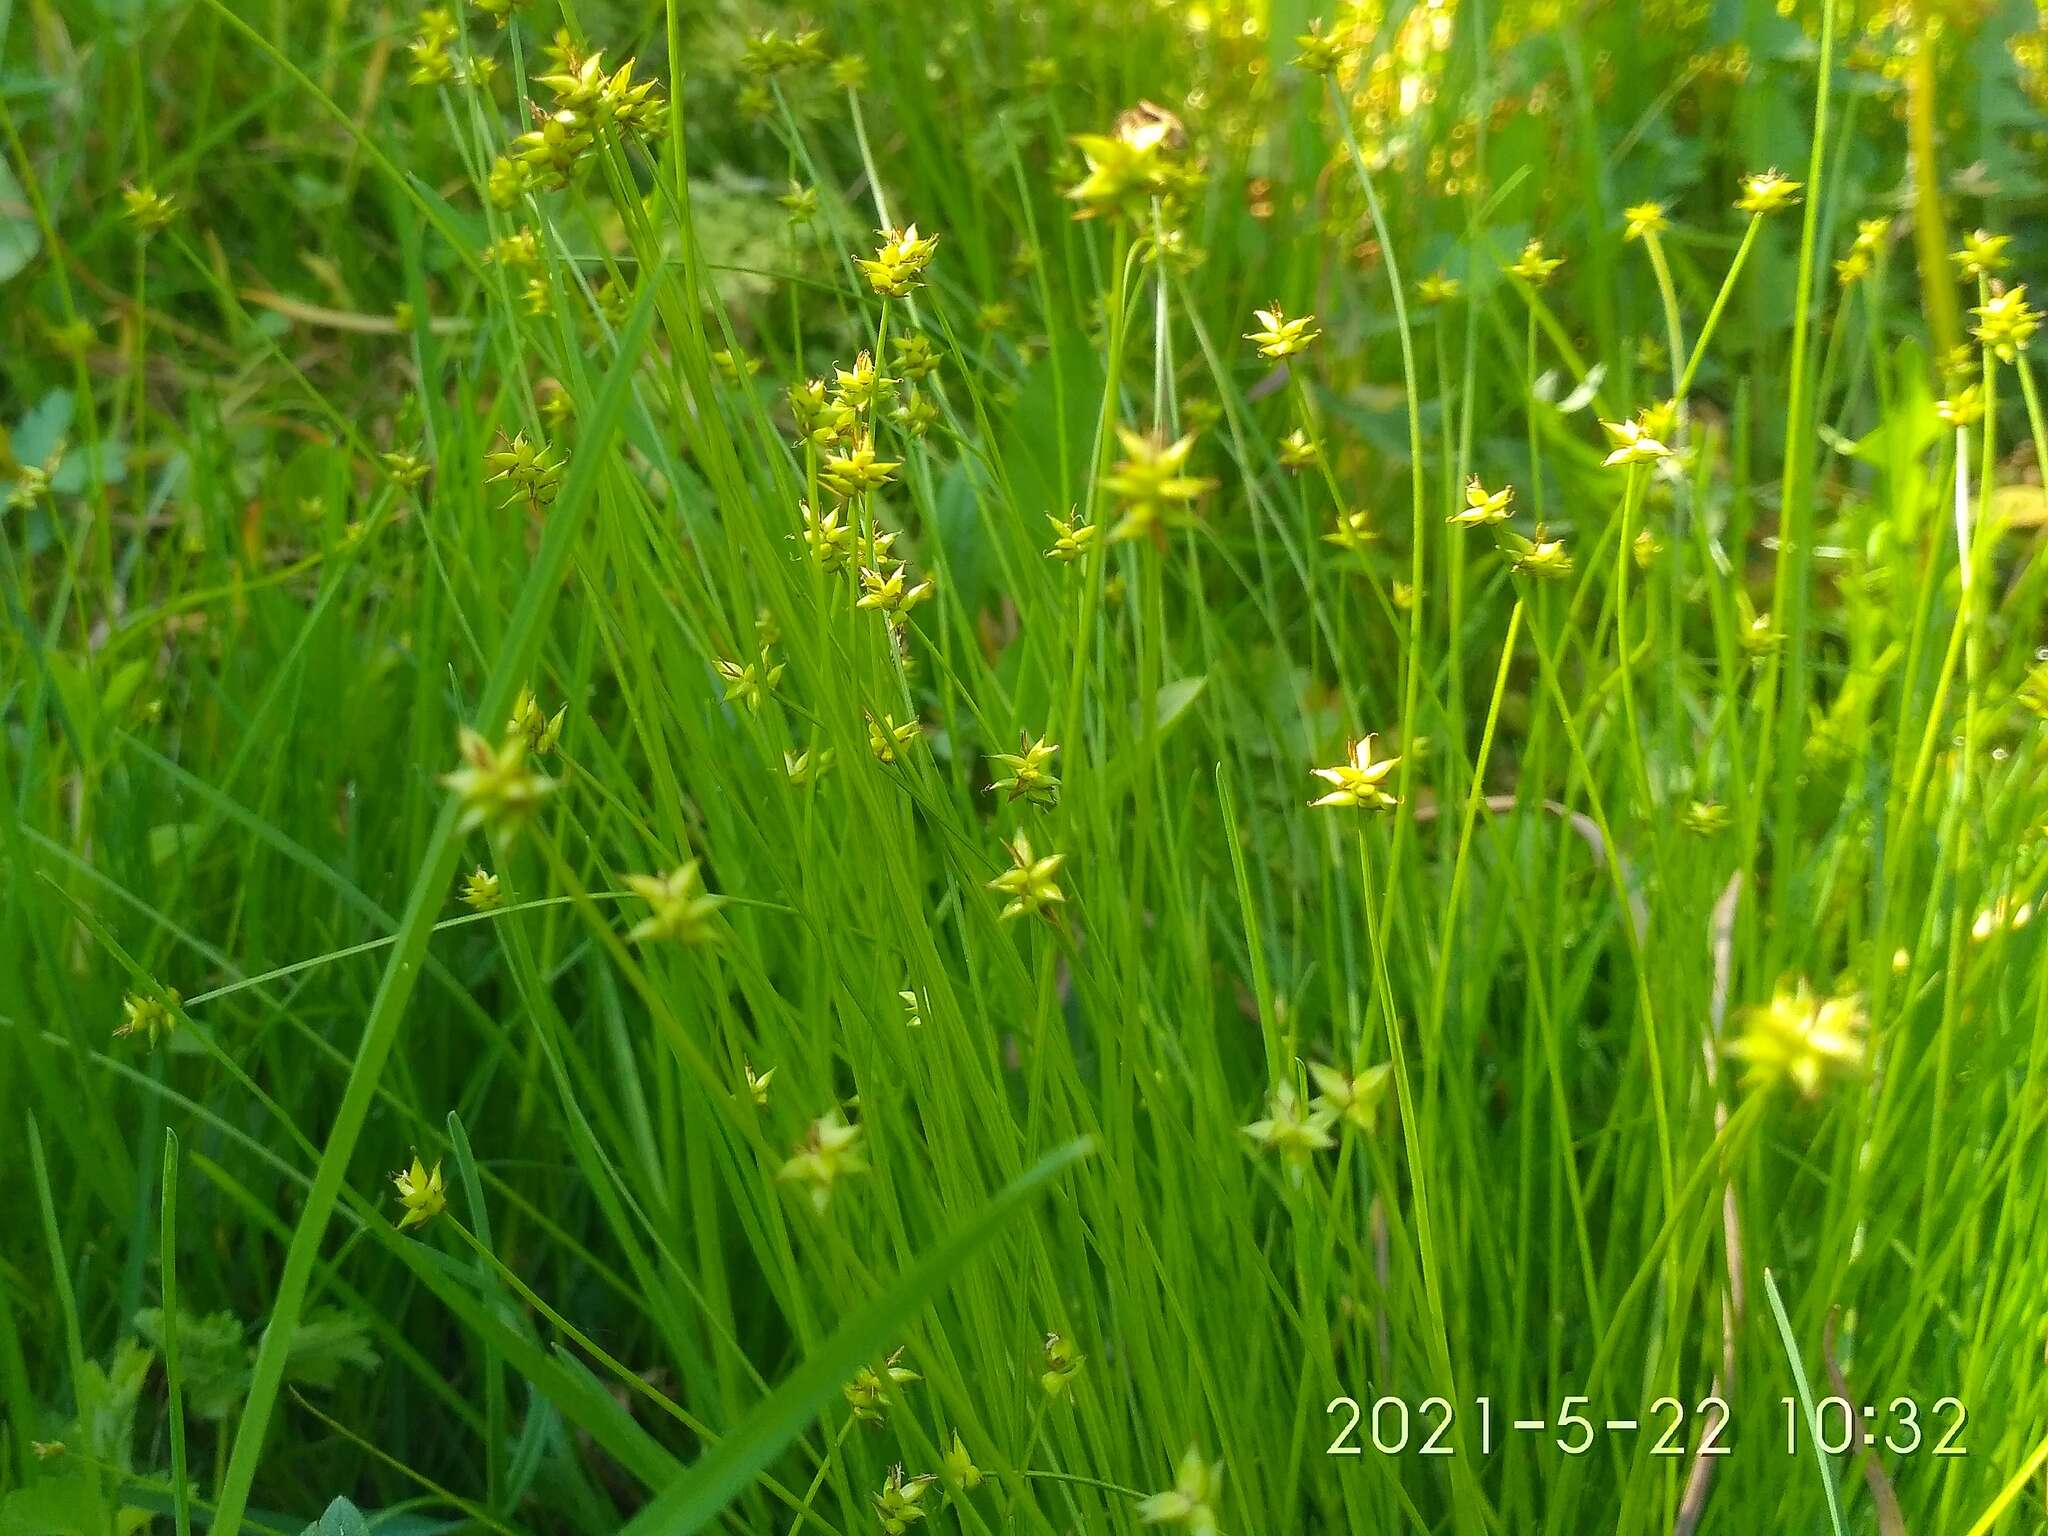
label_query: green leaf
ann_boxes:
[297,1496,371,1536]
[615,1138,1091,1536]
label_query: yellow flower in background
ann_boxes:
[1952,228,2011,280]
[1505,239,1563,285]
[1242,1081,1336,1180]
[779,1111,866,1211]
[1725,980,1867,1097]
[1735,169,1801,215]
[624,860,727,945]
[440,726,557,839]
[1138,1446,1224,1535]
[1102,427,1215,542]
[1623,202,1668,241]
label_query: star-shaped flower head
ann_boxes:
[857,224,939,299]
[1310,733,1401,811]
[1066,103,1185,219]
[990,734,1061,806]
[1137,1446,1224,1536]
[987,833,1067,921]
[1951,228,2011,280]
[1245,303,1322,360]
[1600,416,1672,467]
[115,988,181,1048]
[1416,270,1462,305]
[842,1348,919,1422]
[1044,508,1100,562]
[1293,20,1349,74]
[1324,508,1379,552]
[1102,427,1216,543]
[1623,202,1668,241]
[873,1465,935,1535]
[1973,285,2039,362]
[392,1155,447,1231]
[1243,1081,1336,1181]
[778,1110,866,1211]
[1735,169,1801,215]
[1724,979,1867,1098]
[1450,476,1513,526]
[1308,1061,1392,1132]
[1505,238,1563,285]
[624,860,727,945]
[440,726,558,840]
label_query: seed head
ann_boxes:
[115,988,181,1048]
[1245,303,1322,360]
[857,224,940,299]
[868,712,922,764]
[1044,509,1100,562]
[1102,427,1216,543]
[1735,169,1801,215]
[1308,1061,1391,1133]
[1510,526,1574,580]
[1041,1331,1085,1396]
[624,861,727,946]
[1622,202,1667,241]
[1504,238,1563,285]
[987,833,1067,921]
[1137,1446,1223,1535]
[873,1465,935,1534]
[779,1110,866,1212]
[441,726,558,839]
[1599,416,1672,467]
[1682,800,1730,836]
[1725,980,1867,1098]
[1973,285,2039,361]
[1293,20,1349,74]
[821,437,901,501]
[1066,104,1185,219]
[1277,428,1319,471]
[942,1430,983,1490]
[1416,270,1462,305]
[1952,229,2012,280]
[989,734,1061,806]
[1324,508,1378,552]
[459,867,503,911]
[1935,385,1985,428]
[1243,1081,1336,1180]
[1310,734,1400,811]
[1450,476,1513,526]
[392,1155,447,1231]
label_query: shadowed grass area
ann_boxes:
[5,0,2048,1532]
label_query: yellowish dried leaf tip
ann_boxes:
[440,726,557,839]
[1310,734,1401,810]
[1724,980,1867,1098]
[1600,416,1672,467]
[1623,202,1668,241]
[779,1110,866,1212]
[624,861,727,945]
[392,1155,447,1231]
[1138,1446,1224,1534]
[1450,476,1513,526]
[1245,303,1322,360]
[1735,169,1801,215]
[857,224,939,299]
[987,833,1068,921]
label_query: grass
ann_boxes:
[5,0,2048,1532]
